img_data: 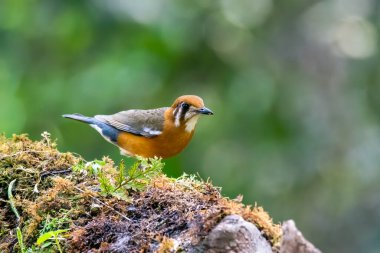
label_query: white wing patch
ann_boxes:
[143,127,162,136]
[185,115,200,133]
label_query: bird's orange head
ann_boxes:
[172,95,205,109]
[170,95,213,132]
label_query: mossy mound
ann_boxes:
[0,133,282,252]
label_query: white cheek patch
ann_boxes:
[174,118,180,127]
[184,111,194,121]
[174,107,182,127]
[185,115,200,132]
[143,127,162,135]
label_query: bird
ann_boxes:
[63,95,213,158]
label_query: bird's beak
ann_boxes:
[197,107,214,115]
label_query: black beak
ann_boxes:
[198,107,214,115]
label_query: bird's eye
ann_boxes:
[181,102,190,110]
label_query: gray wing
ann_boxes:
[94,107,168,137]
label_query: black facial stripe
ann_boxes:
[174,102,194,123]
[180,111,186,121]
[180,102,190,120]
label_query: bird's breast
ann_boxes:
[116,125,194,158]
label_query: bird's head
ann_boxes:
[171,95,213,132]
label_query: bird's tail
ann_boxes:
[62,113,95,124]
[63,113,119,143]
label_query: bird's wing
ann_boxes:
[94,107,168,137]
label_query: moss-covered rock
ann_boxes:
[0,133,281,253]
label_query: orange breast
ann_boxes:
[116,109,194,158]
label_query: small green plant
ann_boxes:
[8,179,26,253]
[114,157,164,191]
[8,179,20,221]
[16,227,26,253]
[39,210,71,236]
[36,229,68,253]
[72,159,105,175]
[75,157,164,200]
[26,208,72,252]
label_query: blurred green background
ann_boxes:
[1,0,380,252]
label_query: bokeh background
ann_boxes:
[1,0,380,252]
